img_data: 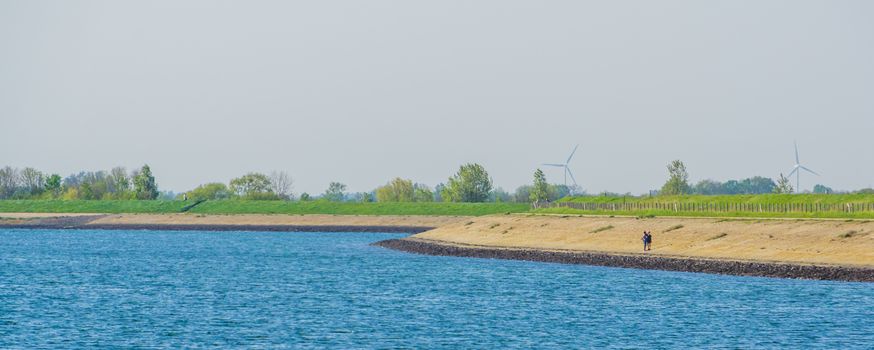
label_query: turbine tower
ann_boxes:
[543,145,579,188]
[788,141,819,192]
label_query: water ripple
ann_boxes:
[0,229,872,349]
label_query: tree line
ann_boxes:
[3,161,870,203]
[187,164,502,203]
[0,165,158,200]
[656,160,868,195]
[187,171,293,200]
[177,163,531,203]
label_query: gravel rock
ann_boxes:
[374,238,874,282]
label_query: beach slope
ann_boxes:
[376,214,874,281]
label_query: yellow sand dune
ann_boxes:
[414,214,874,267]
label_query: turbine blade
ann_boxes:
[566,144,579,164]
[566,168,578,187]
[542,163,565,167]
[800,166,820,176]
[795,141,800,164]
[788,167,798,177]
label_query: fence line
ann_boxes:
[532,201,874,213]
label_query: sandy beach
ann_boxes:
[372,214,874,281]
[412,214,874,267]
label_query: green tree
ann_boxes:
[80,171,109,200]
[109,166,131,199]
[490,187,511,203]
[299,192,311,201]
[660,160,690,195]
[20,167,44,197]
[323,182,347,202]
[269,171,293,200]
[773,173,793,194]
[80,181,94,200]
[721,180,741,194]
[45,174,62,198]
[0,166,18,199]
[413,184,434,202]
[691,176,777,195]
[740,176,776,194]
[692,179,722,195]
[812,184,833,194]
[229,173,276,200]
[133,165,159,200]
[375,177,414,202]
[61,187,79,200]
[433,183,445,202]
[0,166,19,199]
[188,182,231,200]
[356,192,373,202]
[441,163,493,202]
[514,185,532,203]
[547,184,571,200]
[530,169,548,202]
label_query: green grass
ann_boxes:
[561,193,874,204]
[4,194,873,219]
[0,200,188,213]
[539,193,874,219]
[559,193,874,205]
[533,207,874,219]
[191,201,529,216]
[0,200,529,216]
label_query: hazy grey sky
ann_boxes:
[2,1,873,195]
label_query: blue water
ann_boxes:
[0,229,872,349]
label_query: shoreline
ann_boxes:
[3,223,432,234]
[0,215,434,233]
[374,237,874,282]
[3,212,873,282]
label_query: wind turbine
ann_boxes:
[788,141,819,193]
[543,145,579,188]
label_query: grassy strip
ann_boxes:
[190,201,529,216]
[0,200,187,213]
[560,193,874,205]
[532,207,874,219]
[6,197,871,218]
[0,200,530,216]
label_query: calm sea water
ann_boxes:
[0,229,872,349]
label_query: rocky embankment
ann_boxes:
[374,238,874,282]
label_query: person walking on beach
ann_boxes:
[641,231,649,251]
[645,231,653,251]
